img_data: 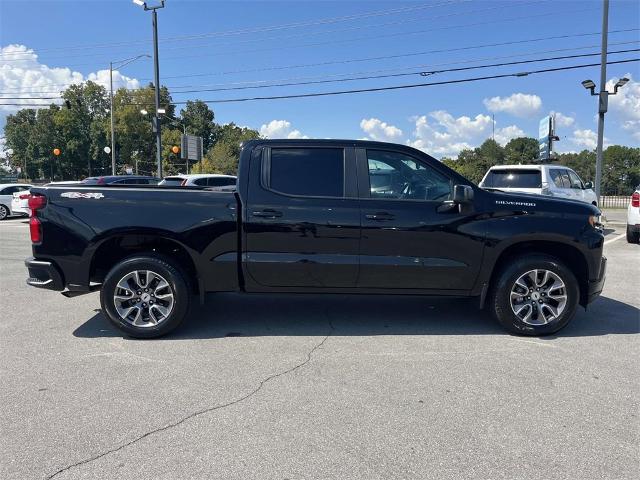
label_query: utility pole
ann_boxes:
[595,0,609,203]
[492,114,495,142]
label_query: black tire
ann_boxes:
[489,254,579,336]
[100,255,191,338]
[626,225,639,244]
[0,205,8,220]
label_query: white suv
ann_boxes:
[479,164,598,206]
[158,174,236,187]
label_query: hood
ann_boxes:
[481,188,600,216]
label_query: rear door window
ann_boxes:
[208,177,236,187]
[193,178,209,186]
[549,169,568,188]
[484,169,541,188]
[161,177,185,186]
[268,148,344,197]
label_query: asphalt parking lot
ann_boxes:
[0,216,638,480]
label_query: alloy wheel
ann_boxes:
[510,269,568,326]
[113,270,175,327]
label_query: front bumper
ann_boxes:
[587,255,607,304]
[25,257,65,291]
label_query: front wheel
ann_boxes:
[489,255,579,336]
[0,205,8,220]
[100,255,191,338]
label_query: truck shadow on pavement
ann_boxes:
[74,293,639,340]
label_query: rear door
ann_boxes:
[356,147,483,291]
[244,144,360,288]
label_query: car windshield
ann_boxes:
[483,169,542,189]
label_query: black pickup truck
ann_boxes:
[25,139,606,338]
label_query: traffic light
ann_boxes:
[171,146,180,155]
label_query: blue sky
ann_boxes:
[1,0,639,157]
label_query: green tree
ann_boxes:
[193,123,260,174]
[180,100,215,152]
[504,137,539,164]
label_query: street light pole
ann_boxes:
[134,0,166,178]
[152,7,163,178]
[109,61,115,175]
[595,0,609,203]
[109,54,150,175]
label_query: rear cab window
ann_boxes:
[483,169,542,188]
[267,147,344,197]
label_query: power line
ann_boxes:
[154,28,640,80]
[5,48,637,100]
[0,0,468,58]
[7,58,628,107]
[3,39,638,95]
[0,0,548,64]
[132,58,640,105]
[34,4,602,69]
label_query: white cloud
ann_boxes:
[407,111,493,157]
[359,117,403,142]
[622,120,640,141]
[494,125,525,146]
[259,119,308,139]
[483,93,542,118]
[551,111,575,128]
[571,129,598,150]
[607,73,640,121]
[0,44,140,123]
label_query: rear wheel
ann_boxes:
[0,205,8,220]
[626,225,639,244]
[100,255,191,338]
[489,254,579,336]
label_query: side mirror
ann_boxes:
[584,181,593,190]
[453,184,474,204]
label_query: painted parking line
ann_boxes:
[604,233,626,246]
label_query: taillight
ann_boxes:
[29,216,42,244]
[28,194,47,211]
[632,192,640,208]
[28,194,47,244]
[19,193,30,200]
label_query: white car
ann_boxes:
[10,181,81,216]
[627,186,640,243]
[158,174,237,187]
[479,164,598,206]
[0,183,32,219]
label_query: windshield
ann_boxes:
[483,169,542,189]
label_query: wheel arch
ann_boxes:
[89,233,200,296]
[485,240,589,307]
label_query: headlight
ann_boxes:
[588,215,597,227]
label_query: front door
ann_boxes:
[244,144,360,288]
[356,147,484,291]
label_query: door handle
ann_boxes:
[252,209,283,218]
[365,212,394,221]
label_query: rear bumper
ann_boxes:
[25,257,65,291]
[587,255,607,304]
